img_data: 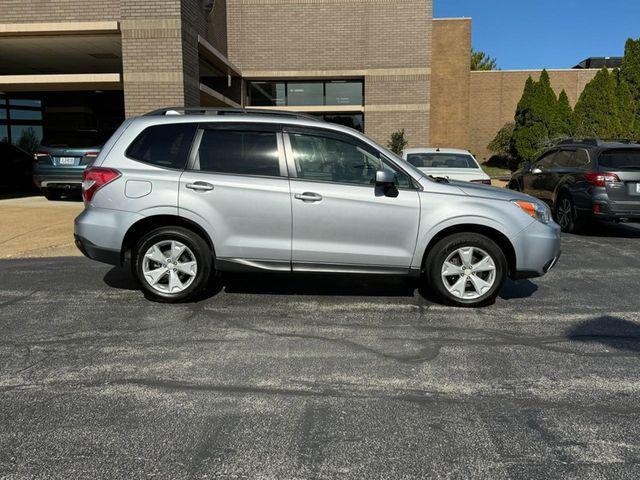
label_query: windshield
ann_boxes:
[598,149,640,170]
[407,153,478,169]
[40,130,104,148]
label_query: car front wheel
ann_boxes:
[134,226,213,303]
[425,233,507,307]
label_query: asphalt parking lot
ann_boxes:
[1,219,640,479]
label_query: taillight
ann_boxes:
[82,167,120,203]
[82,151,100,165]
[471,179,492,185]
[33,152,52,165]
[584,172,620,187]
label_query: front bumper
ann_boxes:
[511,220,562,280]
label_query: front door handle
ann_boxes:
[186,181,214,192]
[294,192,323,202]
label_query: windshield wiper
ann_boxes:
[429,175,450,184]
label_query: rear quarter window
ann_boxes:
[597,149,640,170]
[126,123,197,169]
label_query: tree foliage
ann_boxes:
[509,70,574,162]
[574,68,637,140]
[487,122,514,157]
[387,129,408,155]
[17,127,40,154]
[471,49,498,71]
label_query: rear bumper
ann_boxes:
[33,166,85,189]
[74,206,143,266]
[74,234,120,266]
[511,220,562,280]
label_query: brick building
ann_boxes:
[0,0,598,161]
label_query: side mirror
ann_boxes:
[375,170,395,185]
[531,167,543,175]
[375,170,399,198]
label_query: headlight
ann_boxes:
[512,200,551,224]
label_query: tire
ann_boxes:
[133,226,213,303]
[42,188,61,201]
[424,233,507,308]
[554,193,584,234]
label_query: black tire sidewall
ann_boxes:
[134,227,212,303]
[426,233,507,307]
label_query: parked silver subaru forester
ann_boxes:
[74,108,561,307]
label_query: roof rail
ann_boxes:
[144,107,323,122]
[556,138,600,146]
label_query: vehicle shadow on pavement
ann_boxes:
[578,221,640,239]
[498,279,538,300]
[222,273,417,297]
[567,316,640,353]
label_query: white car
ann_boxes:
[402,148,491,185]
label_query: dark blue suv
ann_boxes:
[33,130,103,200]
[508,139,640,233]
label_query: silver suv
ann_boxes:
[74,108,561,307]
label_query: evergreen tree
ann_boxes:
[574,68,623,139]
[556,90,575,137]
[615,76,637,140]
[620,37,640,139]
[510,71,561,161]
[387,129,408,155]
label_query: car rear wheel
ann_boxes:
[134,226,213,303]
[555,194,584,234]
[425,233,507,307]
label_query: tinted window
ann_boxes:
[287,83,324,106]
[407,153,477,169]
[248,82,286,107]
[325,81,363,106]
[574,149,590,168]
[42,130,103,148]
[196,129,280,177]
[290,133,378,185]
[536,151,559,169]
[290,133,411,187]
[598,149,640,170]
[554,150,573,168]
[127,124,196,169]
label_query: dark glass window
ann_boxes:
[325,81,363,106]
[126,123,197,169]
[290,133,378,185]
[553,150,573,168]
[598,149,640,170]
[287,82,324,106]
[321,113,364,132]
[535,151,559,169]
[9,109,43,121]
[248,82,286,106]
[246,80,364,108]
[574,149,590,167]
[407,153,477,169]
[0,125,8,143]
[196,129,280,177]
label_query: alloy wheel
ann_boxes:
[440,247,497,300]
[142,240,198,294]
[557,198,572,230]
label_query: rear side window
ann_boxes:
[126,123,197,169]
[195,129,281,177]
[598,149,640,170]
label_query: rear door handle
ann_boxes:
[294,192,323,202]
[186,181,214,192]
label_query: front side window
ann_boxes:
[289,133,411,187]
[196,129,281,177]
[535,151,559,169]
[127,123,197,169]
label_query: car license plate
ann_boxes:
[58,157,76,165]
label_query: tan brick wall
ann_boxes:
[469,69,599,161]
[0,0,120,22]
[120,0,185,116]
[208,0,228,55]
[429,18,471,150]
[226,0,433,146]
